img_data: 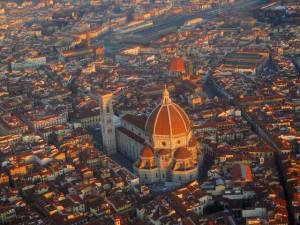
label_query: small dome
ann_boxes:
[140,145,154,158]
[169,57,186,73]
[158,149,169,156]
[174,147,191,160]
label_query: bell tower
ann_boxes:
[99,92,116,155]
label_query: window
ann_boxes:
[106,105,110,113]
[162,141,166,146]
[177,140,181,144]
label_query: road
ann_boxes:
[207,75,294,224]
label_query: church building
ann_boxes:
[115,87,202,184]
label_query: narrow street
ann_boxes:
[205,76,294,224]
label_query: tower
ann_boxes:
[100,92,116,155]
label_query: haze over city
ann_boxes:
[0,0,300,225]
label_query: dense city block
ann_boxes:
[0,0,300,225]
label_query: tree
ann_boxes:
[204,201,224,214]
[48,132,59,146]
[291,139,299,157]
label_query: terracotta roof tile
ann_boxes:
[174,147,191,160]
[140,145,154,158]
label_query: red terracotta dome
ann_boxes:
[174,147,191,160]
[158,149,169,156]
[169,57,186,73]
[140,145,154,158]
[145,87,191,136]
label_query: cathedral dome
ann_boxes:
[169,57,186,73]
[145,87,191,137]
[174,147,191,160]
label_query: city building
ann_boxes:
[116,86,203,184]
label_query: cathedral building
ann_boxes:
[116,87,202,185]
